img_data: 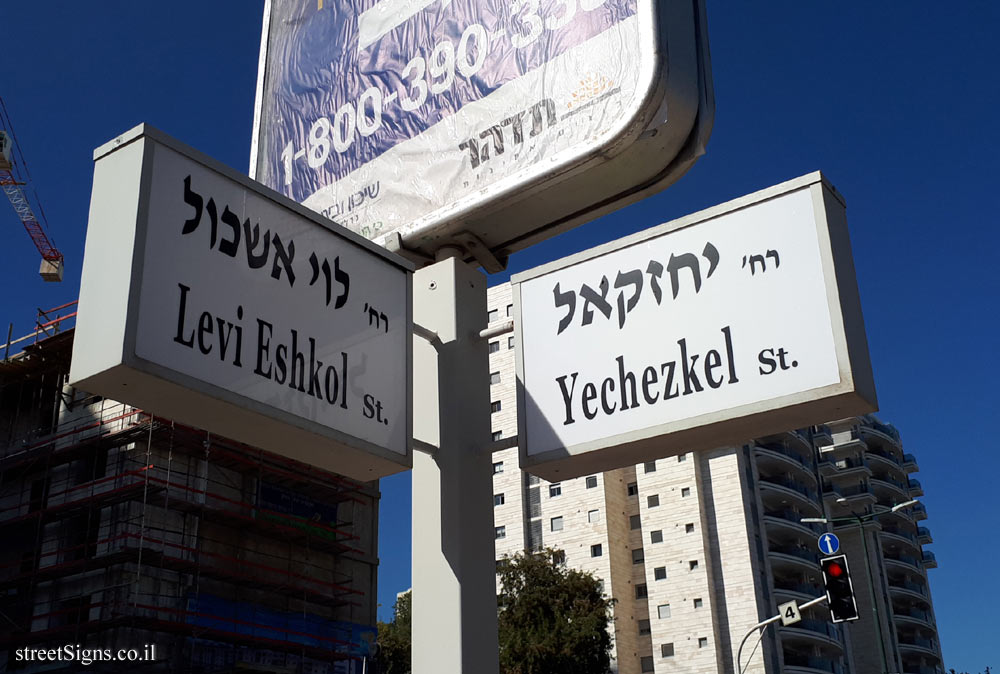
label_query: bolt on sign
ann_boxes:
[250,0,713,265]
[512,172,877,480]
[71,125,413,481]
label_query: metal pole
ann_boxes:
[411,256,499,674]
[856,515,890,674]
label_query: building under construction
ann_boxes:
[0,305,379,673]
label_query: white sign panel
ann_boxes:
[71,125,413,481]
[250,0,712,263]
[513,172,876,480]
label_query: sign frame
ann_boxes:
[70,124,414,481]
[248,0,714,266]
[511,171,877,480]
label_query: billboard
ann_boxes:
[251,0,712,265]
[512,172,877,480]
[71,124,413,481]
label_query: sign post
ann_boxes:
[411,254,499,673]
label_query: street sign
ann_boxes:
[250,0,713,265]
[70,124,413,481]
[512,172,877,480]
[777,600,802,627]
[818,532,841,556]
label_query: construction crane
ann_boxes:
[0,100,64,282]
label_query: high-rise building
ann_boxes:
[0,308,378,673]
[488,283,942,674]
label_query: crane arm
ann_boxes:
[0,170,63,261]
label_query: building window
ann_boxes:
[588,509,600,523]
[492,431,503,441]
[627,482,639,496]
[650,530,663,544]
[654,566,667,581]
[661,643,675,657]
[489,340,500,353]
[586,475,598,488]
[490,371,501,384]
[689,560,699,570]
[493,461,504,474]
[685,523,695,533]
[693,598,703,608]
[635,583,648,599]
[698,637,708,648]
[488,309,499,322]
[506,303,514,317]
[494,493,505,506]
[657,604,671,619]
[495,526,506,539]
[549,483,562,497]
[553,550,566,565]
[632,548,644,564]
[508,336,515,349]
[630,514,641,530]
[644,461,656,473]
[678,453,687,462]
[591,544,602,557]
[647,495,659,508]
[681,487,691,497]
[491,400,502,413]
[550,516,564,532]
[640,656,654,673]
[638,619,651,636]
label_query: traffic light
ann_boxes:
[820,555,859,623]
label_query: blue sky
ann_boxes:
[4,3,998,670]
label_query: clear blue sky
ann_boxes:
[4,3,997,670]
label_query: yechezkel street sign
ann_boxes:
[70,124,413,481]
[250,0,713,267]
[512,172,877,480]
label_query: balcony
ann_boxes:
[812,424,834,447]
[760,475,820,506]
[783,652,844,674]
[894,607,935,628]
[769,545,821,572]
[917,526,933,545]
[819,455,872,480]
[889,578,930,603]
[881,526,921,551]
[865,448,905,474]
[779,619,844,650]
[818,428,866,455]
[921,550,937,569]
[755,442,817,481]
[902,453,919,472]
[870,476,909,500]
[884,552,923,572]
[908,478,924,497]
[764,510,825,538]
[911,503,928,520]
[860,416,903,448]
[898,635,941,659]
[823,482,876,508]
[774,581,824,602]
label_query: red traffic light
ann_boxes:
[827,562,844,578]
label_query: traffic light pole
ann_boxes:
[735,594,827,674]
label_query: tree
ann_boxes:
[376,590,411,674]
[497,548,613,674]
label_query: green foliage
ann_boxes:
[376,591,411,674]
[497,548,613,674]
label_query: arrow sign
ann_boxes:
[818,532,840,556]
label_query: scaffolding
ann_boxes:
[0,315,379,673]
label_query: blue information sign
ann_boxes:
[818,532,841,556]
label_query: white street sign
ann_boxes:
[250,0,713,264]
[778,600,802,626]
[513,172,877,479]
[71,125,413,481]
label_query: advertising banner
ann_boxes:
[513,173,877,479]
[252,0,712,262]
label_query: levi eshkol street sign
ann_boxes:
[71,125,413,481]
[512,172,877,480]
[251,0,713,265]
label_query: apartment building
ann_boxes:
[0,309,378,673]
[488,283,942,674]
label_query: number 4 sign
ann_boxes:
[778,600,802,626]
